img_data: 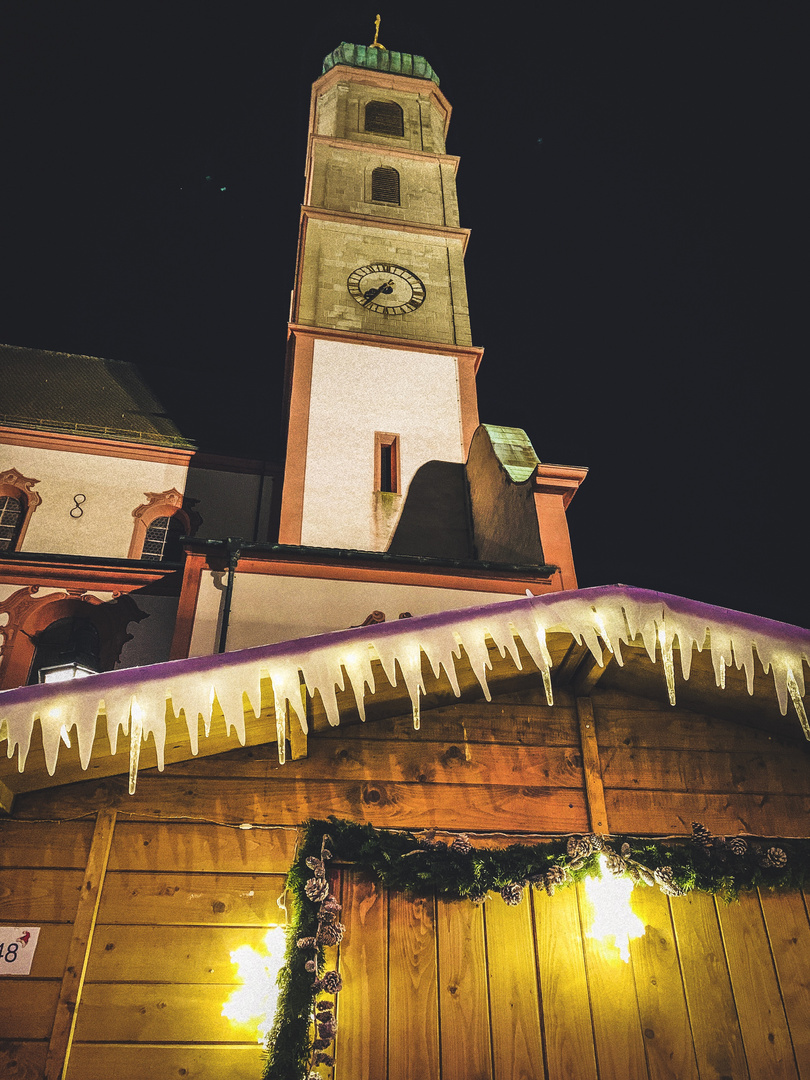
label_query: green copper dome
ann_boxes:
[322,42,440,85]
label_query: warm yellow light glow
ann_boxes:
[584,855,646,962]
[222,925,288,1043]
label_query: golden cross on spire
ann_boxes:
[369,14,386,50]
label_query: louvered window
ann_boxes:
[141,514,185,561]
[0,495,23,550]
[365,100,404,137]
[371,166,400,205]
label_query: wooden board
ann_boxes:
[0,869,83,922]
[167,736,586,789]
[65,1043,264,1080]
[96,871,288,926]
[630,886,699,1080]
[759,889,810,1078]
[577,883,648,1080]
[716,892,799,1080]
[15,777,591,834]
[0,982,61,1040]
[388,892,439,1080]
[0,1039,48,1080]
[71,983,261,1042]
[106,820,298,874]
[437,898,492,1080]
[0,820,94,869]
[85,925,273,984]
[669,891,749,1079]
[605,790,810,837]
[334,875,388,1080]
[533,884,598,1080]
[484,893,545,1080]
[600,746,810,795]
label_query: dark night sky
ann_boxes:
[1,5,805,626]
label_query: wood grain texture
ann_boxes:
[577,883,648,1080]
[65,1043,264,1080]
[437,898,492,1080]
[45,808,117,1080]
[106,820,298,873]
[605,790,810,836]
[630,885,699,1080]
[0,820,94,869]
[85,925,271,984]
[669,891,749,1080]
[600,746,810,795]
[334,875,388,1080]
[71,983,259,1043]
[0,1039,49,1080]
[576,697,609,832]
[0,869,83,922]
[760,889,810,1078]
[166,736,586,789]
[388,892,439,1080]
[534,884,598,1080]
[15,776,591,833]
[0,982,61,1039]
[484,894,545,1080]
[716,892,799,1080]
[97,871,288,926]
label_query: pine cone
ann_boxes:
[321,896,342,916]
[317,1017,338,1040]
[315,1000,334,1014]
[500,882,524,906]
[546,865,567,886]
[451,834,472,854]
[728,836,748,856]
[654,867,685,896]
[297,936,315,949]
[305,876,330,902]
[587,833,606,852]
[306,856,324,871]
[691,822,713,851]
[567,835,593,859]
[320,970,343,994]
[467,889,487,905]
[314,1052,335,1067]
[767,847,787,867]
[318,920,346,946]
[605,852,627,876]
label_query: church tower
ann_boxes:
[278,41,482,552]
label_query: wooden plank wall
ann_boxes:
[2,684,810,1078]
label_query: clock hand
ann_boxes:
[362,279,394,304]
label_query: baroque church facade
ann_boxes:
[0,41,585,695]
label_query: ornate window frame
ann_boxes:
[0,468,42,551]
[0,587,148,689]
[128,488,201,561]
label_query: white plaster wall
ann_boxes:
[188,569,226,658]
[212,572,521,653]
[300,340,464,551]
[0,444,187,558]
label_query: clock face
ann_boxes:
[347,263,426,315]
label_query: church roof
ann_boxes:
[322,42,440,85]
[0,343,195,449]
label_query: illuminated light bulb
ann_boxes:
[128,698,143,795]
[59,725,72,748]
[584,855,646,962]
[222,925,288,1043]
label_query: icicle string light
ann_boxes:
[2,586,809,792]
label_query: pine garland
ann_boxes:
[262,818,810,1080]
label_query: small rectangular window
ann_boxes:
[375,432,400,494]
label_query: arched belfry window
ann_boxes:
[364,100,404,137]
[0,495,24,551]
[371,166,400,205]
[128,488,200,561]
[142,514,186,562]
[0,468,42,551]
